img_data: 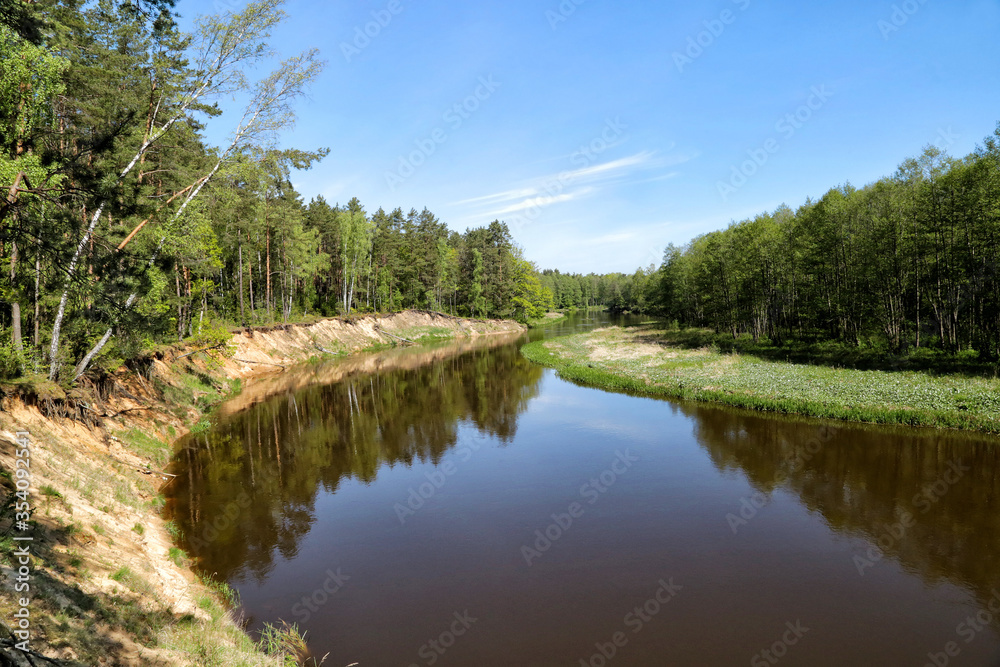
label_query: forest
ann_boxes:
[4,0,999,388]
[0,0,568,384]
[594,129,1000,360]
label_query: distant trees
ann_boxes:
[297,208,552,322]
[535,267,660,315]
[653,125,1000,358]
[562,122,1000,361]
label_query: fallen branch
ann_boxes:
[80,404,154,418]
[104,406,155,418]
[0,637,64,665]
[138,467,177,479]
[233,358,286,369]
[375,327,416,345]
[175,342,226,360]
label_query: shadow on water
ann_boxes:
[685,402,1000,626]
[166,333,544,583]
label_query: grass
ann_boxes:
[117,427,171,466]
[521,324,1000,433]
[527,311,569,328]
[647,327,1000,376]
[393,325,457,342]
[168,546,188,567]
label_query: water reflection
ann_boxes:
[163,313,1000,664]
[166,335,544,582]
[688,403,1000,622]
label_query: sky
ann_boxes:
[173,0,1000,274]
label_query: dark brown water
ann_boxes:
[165,312,1000,666]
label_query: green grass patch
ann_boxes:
[522,325,1000,433]
[117,427,170,466]
[392,325,458,342]
[168,546,188,568]
[527,312,569,328]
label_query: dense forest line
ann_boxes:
[4,0,998,386]
[0,0,567,384]
[573,128,1000,359]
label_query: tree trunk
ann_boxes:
[266,224,272,321]
[33,251,40,348]
[9,239,23,356]
[238,239,246,327]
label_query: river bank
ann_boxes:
[0,311,524,666]
[521,324,1000,433]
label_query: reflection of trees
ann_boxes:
[688,404,1000,617]
[164,338,543,582]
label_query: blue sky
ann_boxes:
[174,0,1000,273]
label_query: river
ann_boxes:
[165,311,1000,666]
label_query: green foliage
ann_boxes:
[644,131,1000,359]
[168,546,187,567]
[257,622,307,665]
[523,326,1000,433]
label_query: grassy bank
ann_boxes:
[527,311,570,328]
[521,325,1000,433]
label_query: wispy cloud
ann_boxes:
[563,151,657,182]
[454,149,692,225]
[452,187,539,206]
[487,189,592,216]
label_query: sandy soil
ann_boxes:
[0,311,523,665]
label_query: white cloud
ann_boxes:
[454,149,690,226]
[483,188,593,217]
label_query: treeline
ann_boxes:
[538,268,659,313]
[0,0,551,384]
[651,127,1000,357]
[260,199,551,323]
